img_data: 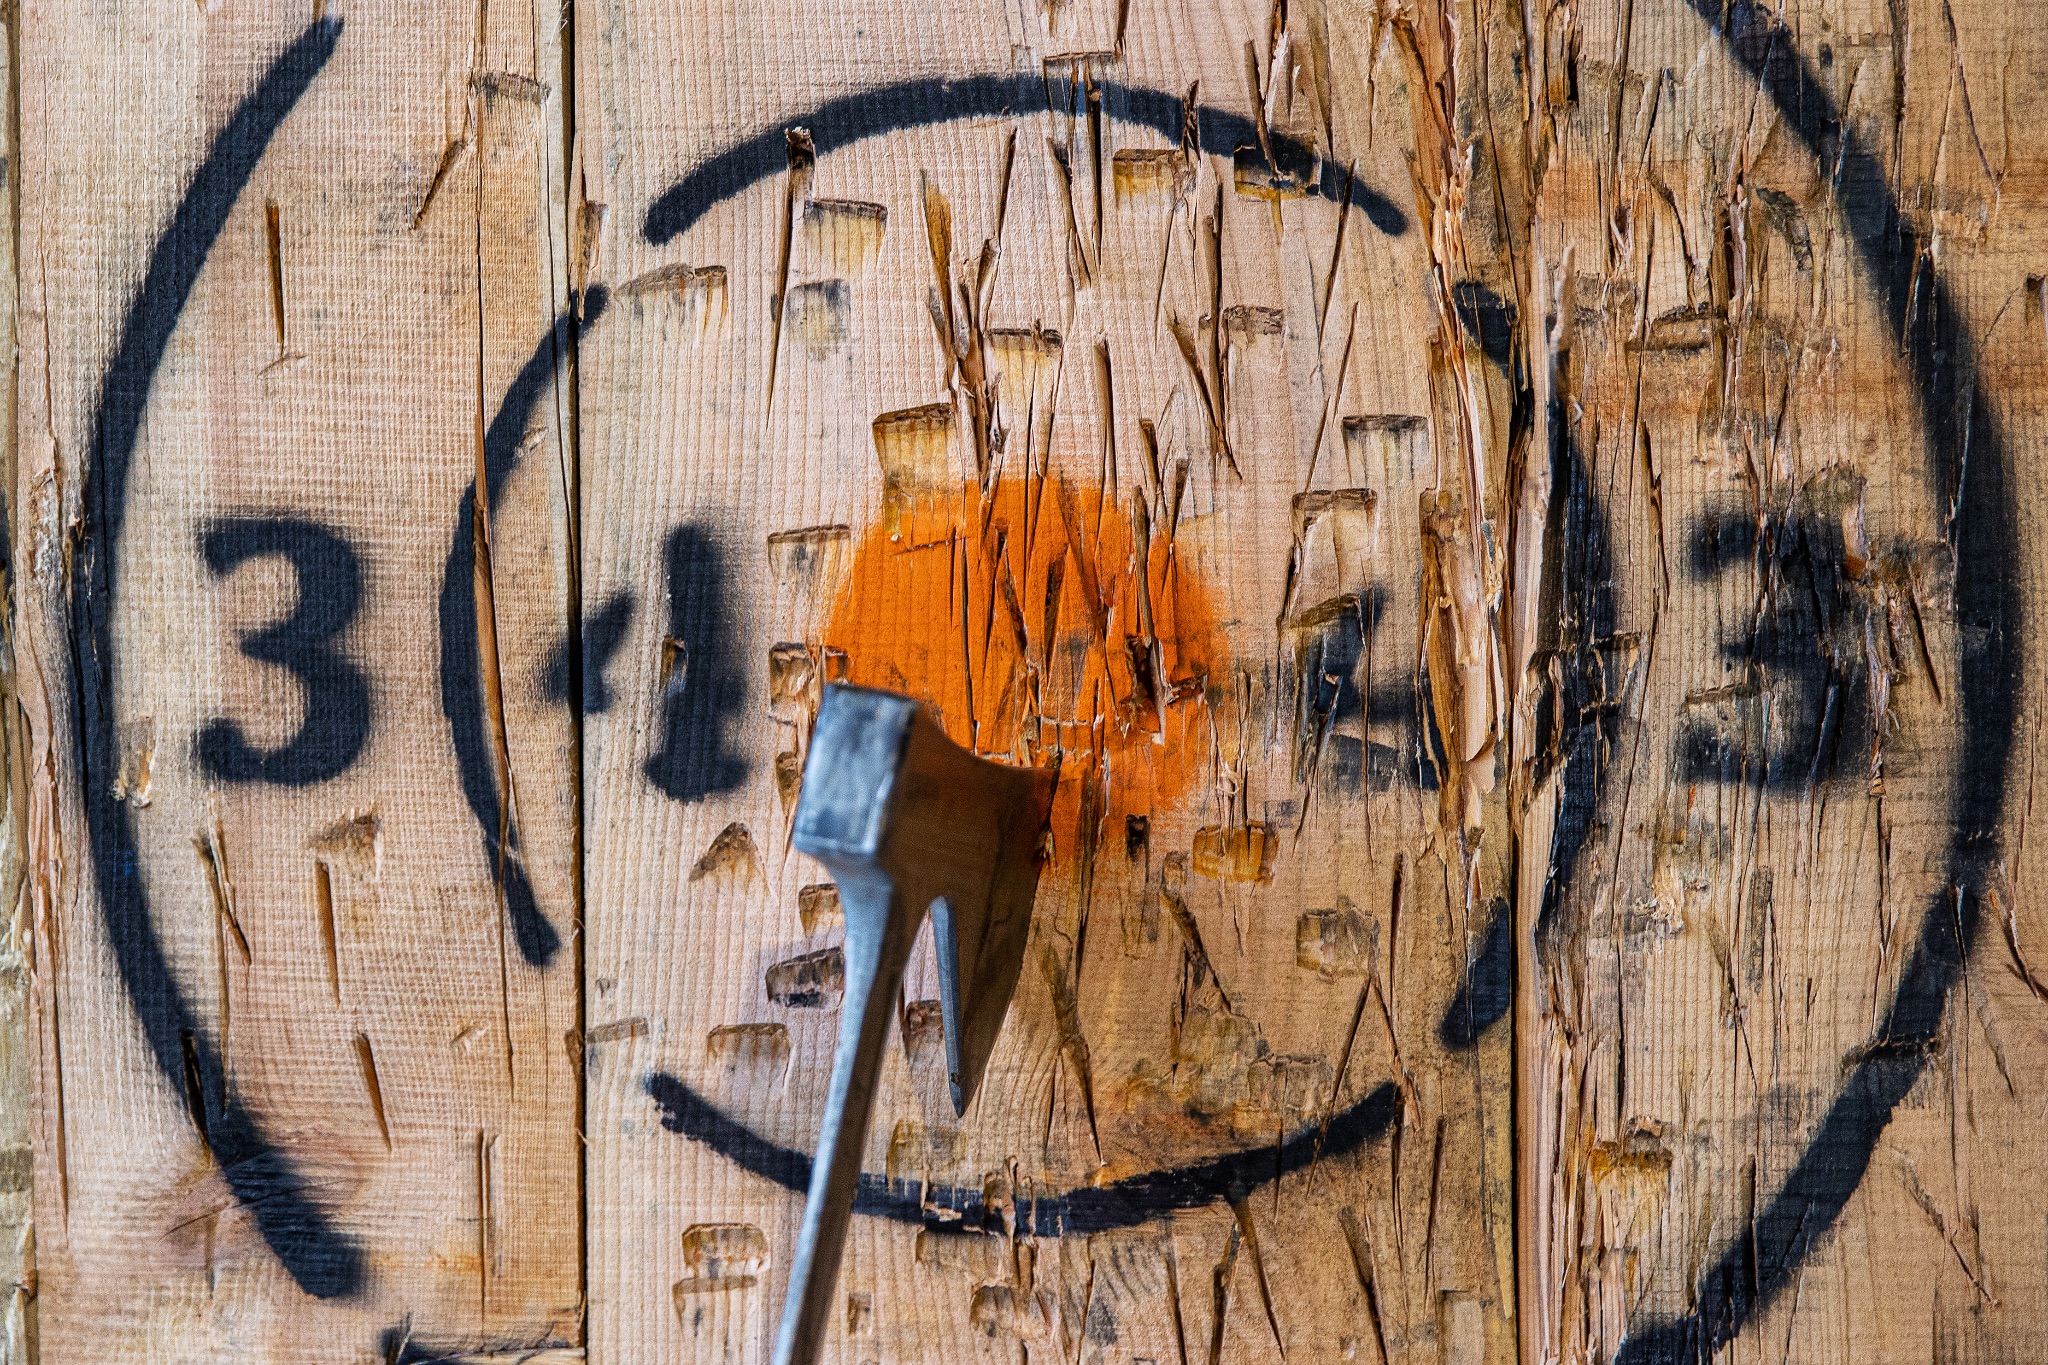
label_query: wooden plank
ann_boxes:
[0,11,29,1363]
[1502,0,2048,1361]
[14,4,581,1357]
[574,0,1515,1360]
[11,0,2048,1361]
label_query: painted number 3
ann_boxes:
[197,515,371,787]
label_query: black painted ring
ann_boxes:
[617,13,2019,1358]
[80,6,2012,1340]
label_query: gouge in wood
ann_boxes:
[776,682,1057,1365]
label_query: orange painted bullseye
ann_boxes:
[821,476,1224,862]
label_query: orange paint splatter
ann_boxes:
[821,476,1224,862]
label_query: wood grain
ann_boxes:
[6,0,2048,1361]
[575,2,1511,1361]
[14,3,580,1358]
[1506,2,2048,1360]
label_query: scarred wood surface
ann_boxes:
[7,0,2048,1362]
[13,2,582,1359]
[575,2,1517,1363]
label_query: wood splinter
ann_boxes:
[778,682,1058,1365]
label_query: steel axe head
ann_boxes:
[775,682,1057,1365]
[794,682,1059,1110]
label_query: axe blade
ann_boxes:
[776,683,1056,1365]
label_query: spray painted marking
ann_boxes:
[75,18,359,1297]
[647,1071,1399,1233]
[1611,3,2016,1358]
[643,73,1408,247]
[80,4,2012,1334]
[197,515,370,787]
[438,287,608,969]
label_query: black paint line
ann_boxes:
[646,1071,1398,1236]
[438,285,609,970]
[1531,425,1622,954]
[1450,280,1517,369]
[542,587,633,714]
[71,18,361,1297]
[642,73,1407,248]
[1612,3,2019,1360]
[1439,896,1512,1049]
[641,524,749,802]
[1677,501,1877,792]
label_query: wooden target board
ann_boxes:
[7,0,2047,1362]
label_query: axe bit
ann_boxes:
[776,683,1058,1365]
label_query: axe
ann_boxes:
[775,682,1058,1365]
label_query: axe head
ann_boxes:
[794,682,1058,1113]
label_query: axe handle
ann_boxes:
[774,873,921,1365]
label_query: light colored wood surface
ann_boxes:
[7,0,2048,1361]
[1508,2,2048,1360]
[13,3,581,1358]
[574,1,1515,1361]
